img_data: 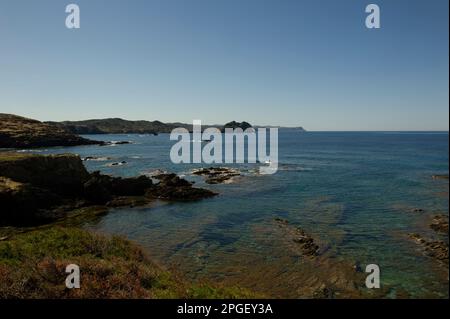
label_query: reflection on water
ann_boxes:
[39,131,449,298]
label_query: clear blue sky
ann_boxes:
[0,0,448,130]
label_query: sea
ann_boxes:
[23,131,449,298]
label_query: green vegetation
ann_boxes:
[0,227,261,298]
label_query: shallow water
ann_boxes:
[34,131,449,298]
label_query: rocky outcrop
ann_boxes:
[274,218,320,257]
[0,114,103,148]
[151,173,217,201]
[83,172,154,203]
[192,167,240,184]
[0,153,217,226]
[0,153,89,196]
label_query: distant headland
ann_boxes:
[0,113,305,149]
[47,118,305,134]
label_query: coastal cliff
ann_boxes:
[0,152,216,226]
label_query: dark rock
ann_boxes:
[108,161,127,167]
[154,173,192,187]
[0,153,216,227]
[0,153,89,196]
[150,173,217,201]
[83,172,113,204]
[83,172,154,202]
[0,176,63,226]
[111,175,153,196]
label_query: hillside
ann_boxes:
[0,114,102,148]
[45,118,268,134]
[46,118,191,134]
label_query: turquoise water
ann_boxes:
[33,131,448,298]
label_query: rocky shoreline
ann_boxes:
[0,152,216,227]
[406,176,449,269]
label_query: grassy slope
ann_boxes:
[0,227,260,299]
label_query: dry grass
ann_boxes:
[0,227,260,299]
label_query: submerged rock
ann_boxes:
[274,217,320,257]
[432,174,449,181]
[192,167,240,184]
[408,233,449,265]
[273,217,289,224]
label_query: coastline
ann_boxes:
[0,115,448,299]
